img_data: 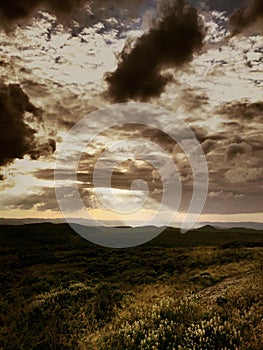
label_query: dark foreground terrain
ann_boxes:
[0,224,262,349]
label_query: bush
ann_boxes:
[0,282,123,350]
[99,295,242,349]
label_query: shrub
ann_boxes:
[99,294,247,350]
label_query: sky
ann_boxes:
[0,0,262,226]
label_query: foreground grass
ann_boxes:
[0,225,262,349]
[90,272,262,349]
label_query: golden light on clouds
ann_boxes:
[0,1,262,226]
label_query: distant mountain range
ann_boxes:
[0,218,262,230]
[0,222,262,249]
[196,222,263,231]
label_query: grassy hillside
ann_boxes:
[0,224,262,349]
[1,223,263,247]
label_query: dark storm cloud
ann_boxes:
[0,83,55,167]
[189,126,226,143]
[249,135,263,151]
[181,88,209,111]
[30,138,56,160]
[201,139,216,154]
[105,0,205,102]
[189,0,245,14]
[0,0,83,22]
[217,100,263,120]
[225,142,251,162]
[0,0,144,25]
[230,0,263,34]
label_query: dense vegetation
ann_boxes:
[0,224,262,349]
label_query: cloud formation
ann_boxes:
[0,83,55,167]
[0,0,145,26]
[230,0,263,34]
[225,142,251,162]
[194,0,244,14]
[0,0,83,22]
[217,100,263,120]
[105,0,205,101]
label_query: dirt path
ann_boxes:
[196,270,260,304]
